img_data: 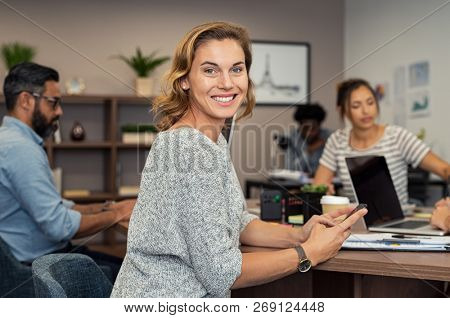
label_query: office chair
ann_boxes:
[0,236,35,297]
[32,253,113,298]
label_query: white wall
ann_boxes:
[1,0,345,186]
[345,0,450,160]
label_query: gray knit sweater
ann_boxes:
[111,127,257,298]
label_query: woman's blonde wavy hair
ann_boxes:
[153,21,255,131]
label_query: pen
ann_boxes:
[380,239,421,244]
[445,176,449,198]
[391,234,431,240]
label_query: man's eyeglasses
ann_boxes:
[31,92,62,110]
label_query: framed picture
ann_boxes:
[250,40,310,105]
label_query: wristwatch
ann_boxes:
[101,200,115,211]
[294,245,312,273]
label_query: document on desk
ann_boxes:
[343,233,450,251]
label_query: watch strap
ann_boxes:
[294,245,307,260]
[101,200,115,211]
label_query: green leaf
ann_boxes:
[1,42,36,70]
[113,47,170,77]
[300,184,328,193]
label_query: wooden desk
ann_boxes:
[315,249,449,282]
[232,246,449,298]
[312,249,449,297]
[114,209,449,297]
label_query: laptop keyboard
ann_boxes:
[384,220,429,229]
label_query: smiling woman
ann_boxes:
[111,22,367,298]
[175,38,249,140]
[152,21,255,137]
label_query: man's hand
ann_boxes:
[110,199,136,222]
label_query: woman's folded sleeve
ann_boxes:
[239,210,258,233]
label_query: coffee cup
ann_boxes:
[320,195,350,221]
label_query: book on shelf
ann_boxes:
[51,167,62,194]
[63,189,91,198]
[53,126,62,144]
[122,132,155,145]
[118,185,140,197]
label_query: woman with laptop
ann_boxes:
[314,78,449,205]
[111,22,367,298]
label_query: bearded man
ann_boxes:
[0,63,134,294]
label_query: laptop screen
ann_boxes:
[222,115,236,150]
[346,156,404,226]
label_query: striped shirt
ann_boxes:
[319,125,430,204]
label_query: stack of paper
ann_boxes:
[52,167,62,194]
[343,233,450,251]
[268,169,309,182]
[63,189,91,198]
[118,185,139,197]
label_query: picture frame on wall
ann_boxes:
[250,40,310,106]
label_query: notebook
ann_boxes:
[222,114,236,150]
[343,233,450,251]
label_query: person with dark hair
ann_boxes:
[0,62,135,282]
[314,78,449,204]
[281,103,330,175]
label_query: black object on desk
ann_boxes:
[260,190,283,221]
[297,192,323,223]
[255,179,326,224]
[260,189,323,224]
[283,191,323,224]
[245,178,342,199]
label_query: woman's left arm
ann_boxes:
[239,206,355,248]
[419,151,450,179]
[239,219,304,248]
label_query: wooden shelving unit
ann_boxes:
[0,94,153,203]
[116,142,151,149]
[65,191,115,203]
[52,142,113,149]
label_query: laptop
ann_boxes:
[222,114,236,150]
[346,155,446,236]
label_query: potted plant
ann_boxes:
[1,42,36,71]
[121,123,158,145]
[115,47,170,97]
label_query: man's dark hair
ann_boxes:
[294,103,327,124]
[3,62,59,111]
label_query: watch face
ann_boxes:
[299,259,312,272]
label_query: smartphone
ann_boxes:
[344,203,367,220]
